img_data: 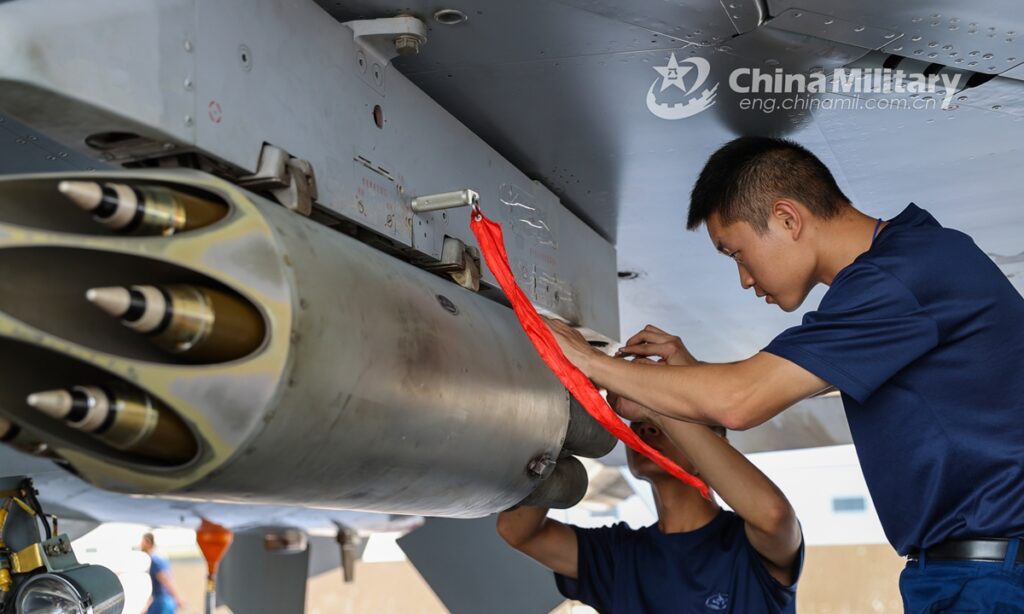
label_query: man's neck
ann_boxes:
[651,478,721,533]
[813,206,886,285]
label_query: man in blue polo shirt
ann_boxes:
[497,381,804,613]
[545,136,1024,611]
[141,532,185,614]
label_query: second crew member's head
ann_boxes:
[688,136,852,312]
[625,420,727,483]
[615,388,727,483]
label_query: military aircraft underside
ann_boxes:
[0,0,1021,611]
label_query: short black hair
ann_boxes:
[688,136,850,234]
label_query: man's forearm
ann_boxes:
[496,505,549,547]
[586,352,818,430]
[167,581,183,603]
[496,505,579,578]
[587,354,742,427]
[649,413,793,533]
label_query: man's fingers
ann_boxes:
[543,316,571,335]
[617,343,660,356]
[623,329,672,348]
[618,342,676,357]
[644,324,670,335]
[625,330,668,346]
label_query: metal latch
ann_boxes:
[238,143,318,216]
[422,236,482,292]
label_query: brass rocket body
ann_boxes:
[146,285,264,362]
[88,284,265,363]
[88,385,196,464]
[139,185,225,233]
[174,286,265,362]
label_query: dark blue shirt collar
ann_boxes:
[646,507,729,544]
[875,203,939,242]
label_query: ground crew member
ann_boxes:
[140,532,185,614]
[545,136,1024,611]
[497,373,804,613]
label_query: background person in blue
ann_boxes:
[497,374,804,614]
[545,136,1024,611]
[140,532,185,614]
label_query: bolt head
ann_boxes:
[527,454,557,478]
[395,34,421,56]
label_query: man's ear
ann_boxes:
[772,199,803,240]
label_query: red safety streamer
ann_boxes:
[470,207,709,498]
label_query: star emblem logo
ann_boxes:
[653,52,693,93]
[645,53,719,120]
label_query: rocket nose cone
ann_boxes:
[26,389,73,419]
[86,286,133,318]
[58,180,104,212]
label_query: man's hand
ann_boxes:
[607,389,653,422]
[618,325,699,366]
[543,316,602,376]
[606,356,661,422]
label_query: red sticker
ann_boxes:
[208,100,223,124]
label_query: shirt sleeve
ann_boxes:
[743,529,805,605]
[151,555,170,575]
[553,524,621,611]
[763,263,939,403]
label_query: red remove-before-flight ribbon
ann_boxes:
[469,206,709,499]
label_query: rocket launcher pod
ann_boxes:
[0,168,579,516]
